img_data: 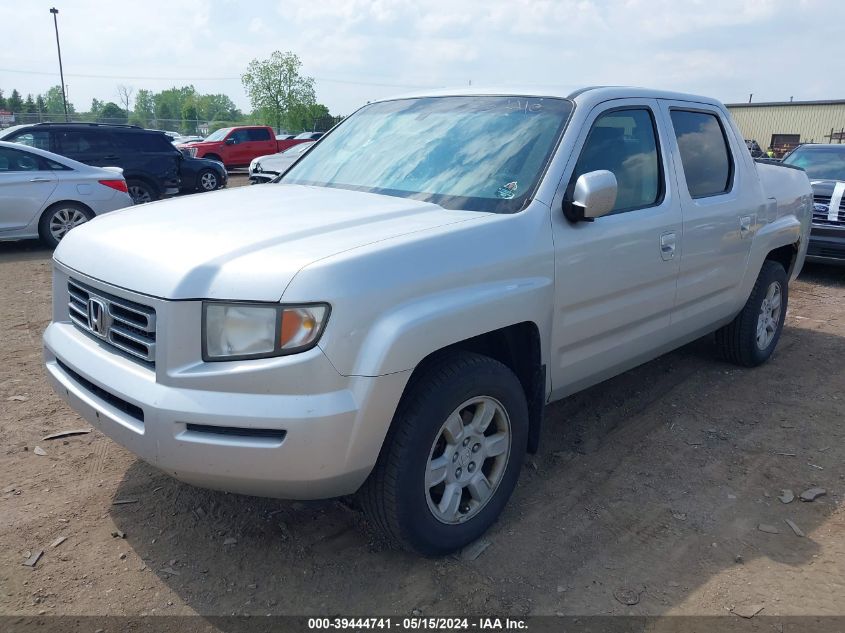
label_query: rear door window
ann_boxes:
[113,132,175,153]
[247,128,271,141]
[0,146,44,171]
[669,110,733,198]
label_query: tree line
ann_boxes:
[1,50,340,135]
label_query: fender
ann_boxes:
[345,276,554,377]
[737,212,805,308]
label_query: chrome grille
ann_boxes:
[812,195,845,226]
[67,279,157,364]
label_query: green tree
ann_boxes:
[132,89,155,127]
[90,98,104,116]
[196,93,240,122]
[44,85,74,115]
[7,89,23,112]
[154,86,197,127]
[24,94,36,114]
[99,102,128,124]
[286,102,331,132]
[35,95,46,115]
[0,89,6,109]
[241,51,315,132]
[181,101,199,134]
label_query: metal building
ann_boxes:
[726,99,845,156]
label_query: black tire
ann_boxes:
[716,260,788,367]
[197,168,220,192]
[126,179,159,205]
[38,202,94,248]
[360,351,528,555]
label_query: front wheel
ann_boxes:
[716,260,788,367]
[360,352,528,555]
[38,202,94,248]
[197,169,220,191]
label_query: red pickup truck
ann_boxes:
[181,126,309,168]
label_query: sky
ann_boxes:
[1,0,842,116]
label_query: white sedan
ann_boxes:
[0,140,133,247]
[249,140,315,184]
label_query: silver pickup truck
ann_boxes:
[44,87,812,555]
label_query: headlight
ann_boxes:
[188,147,198,158]
[203,302,330,361]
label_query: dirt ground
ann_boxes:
[1,178,844,620]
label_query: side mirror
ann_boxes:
[224,137,236,145]
[563,170,617,222]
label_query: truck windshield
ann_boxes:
[783,146,845,180]
[281,96,573,212]
[204,127,233,142]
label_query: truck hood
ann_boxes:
[809,179,845,197]
[54,184,480,301]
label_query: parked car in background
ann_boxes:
[0,140,132,247]
[0,123,181,204]
[249,140,314,184]
[44,87,811,555]
[745,139,764,158]
[181,126,311,167]
[173,135,204,145]
[782,143,845,264]
[293,131,324,141]
[276,134,296,141]
[179,155,228,193]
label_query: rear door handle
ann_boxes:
[29,177,52,183]
[660,232,676,261]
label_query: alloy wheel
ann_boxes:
[49,207,89,241]
[128,185,152,204]
[425,396,511,524]
[200,172,218,191]
[756,280,782,350]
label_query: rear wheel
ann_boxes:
[716,260,788,367]
[360,351,528,555]
[126,180,158,204]
[38,202,94,248]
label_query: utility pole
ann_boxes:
[49,7,69,122]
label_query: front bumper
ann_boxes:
[43,271,409,499]
[806,226,845,265]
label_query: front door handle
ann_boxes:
[29,177,52,183]
[740,215,752,238]
[660,232,676,261]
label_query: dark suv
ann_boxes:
[0,123,223,204]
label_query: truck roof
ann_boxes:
[375,86,724,109]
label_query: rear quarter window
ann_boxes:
[670,110,733,198]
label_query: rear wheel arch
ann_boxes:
[765,242,799,277]
[38,200,95,247]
